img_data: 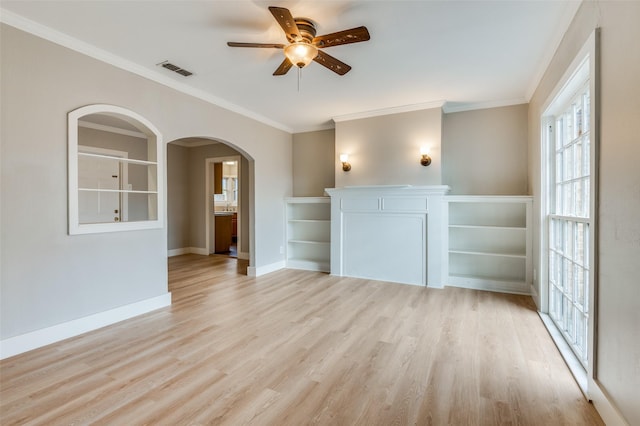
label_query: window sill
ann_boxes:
[538,312,589,399]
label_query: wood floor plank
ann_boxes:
[0,254,604,425]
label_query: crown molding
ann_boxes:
[332,100,446,123]
[524,0,582,101]
[291,121,337,134]
[331,98,529,122]
[0,8,293,134]
[442,98,528,114]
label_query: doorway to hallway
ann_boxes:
[166,137,252,267]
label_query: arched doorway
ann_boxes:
[166,136,254,271]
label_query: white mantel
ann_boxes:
[325,185,450,287]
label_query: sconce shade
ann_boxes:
[420,147,431,166]
[284,42,318,68]
[340,154,351,172]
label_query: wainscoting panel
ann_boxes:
[343,213,426,285]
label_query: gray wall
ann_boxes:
[335,108,443,187]
[293,105,529,196]
[292,129,335,196]
[167,144,190,250]
[527,2,640,424]
[443,104,528,195]
[1,24,292,339]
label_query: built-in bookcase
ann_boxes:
[447,196,532,294]
[285,197,330,272]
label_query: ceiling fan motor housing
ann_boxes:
[289,18,316,43]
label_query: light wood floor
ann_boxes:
[1,254,603,425]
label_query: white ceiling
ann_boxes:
[1,0,580,133]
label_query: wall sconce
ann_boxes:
[340,154,351,172]
[420,147,432,167]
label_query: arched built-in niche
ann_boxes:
[68,104,163,235]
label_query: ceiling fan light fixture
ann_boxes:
[284,42,318,68]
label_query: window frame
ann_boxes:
[539,29,599,394]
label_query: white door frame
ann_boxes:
[205,155,242,255]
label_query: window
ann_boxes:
[68,105,163,234]
[222,177,238,202]
[548,80,591,365]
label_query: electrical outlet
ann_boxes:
[279,246,284,254]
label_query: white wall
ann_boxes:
[335,108,442,187]
[0,24,292,340]
[528,2,640,424]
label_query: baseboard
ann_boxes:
[447,276,531,295]
[168,247,190,257]
[426,281,445,289]
[168,247,208,257]
[0,293,172,360]
[247,260,285,277]
[530,283,541,309]
[589,378,630,426]
[237,251,250,260]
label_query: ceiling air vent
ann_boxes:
[157,60,193,77]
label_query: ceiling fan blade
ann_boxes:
[313,26,370,48]
[273,58,294,76]
[313,50,352,75]
[227,42,285,48]
[268,6,302,42]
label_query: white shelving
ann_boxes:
[285,197,331,272]
[446,196,533,294]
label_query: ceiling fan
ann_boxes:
[227,6,370,76]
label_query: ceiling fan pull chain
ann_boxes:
[297,66,301,92]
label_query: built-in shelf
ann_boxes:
[78,151,158,166]
[78,188,157,194]
[448,249,526,258]
[446,196,533,294]
[449,224,526,231]
[287,239,330,245]
[285,197,331,273]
